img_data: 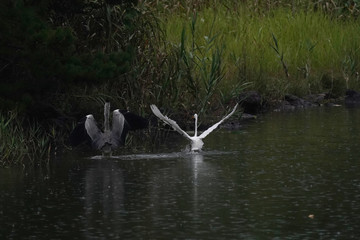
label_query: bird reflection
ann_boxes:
[80,151,222,238]
[144,151,217,228]
[83,160,125,238]
[189,152,204,220]
[189,152,204,185]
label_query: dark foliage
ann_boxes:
[0,0,138,117]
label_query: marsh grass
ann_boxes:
[61,1,360,118]
[177,13,229,114]
[162,5,360,99]
[0,111,53,166]
[5,1,360,166]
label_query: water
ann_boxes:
[1,106,360,239]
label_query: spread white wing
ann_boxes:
[150,104,192,140]
[198,103,238,139]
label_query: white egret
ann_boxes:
[70,102,148,155]
[150,103,238,151]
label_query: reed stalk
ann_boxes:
[0,111,53,166]
[162,4,360,99]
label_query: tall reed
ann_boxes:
[161,4,360,99]
[0,111,52,166]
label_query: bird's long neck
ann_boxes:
[104,102,110,132]
[194,114,198,137]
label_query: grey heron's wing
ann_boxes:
[198,103,238,139]
[150,104,192,140]
[69,116,92,146]
[84,115,104,149]
[120,110,148,130]
[111,110,126,147]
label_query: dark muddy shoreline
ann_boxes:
[217,89,360,131]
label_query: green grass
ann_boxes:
[161,5,360,99]
[3,1,360,166]
[0,111,54,166]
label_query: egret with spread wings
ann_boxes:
[150,103,238,151]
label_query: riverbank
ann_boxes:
[160,2,360,103]
[0,88,358,167]
[1,1,360,166]
[217,88,360,131]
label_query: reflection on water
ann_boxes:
[1,107,360,239]
[83,160,125,238]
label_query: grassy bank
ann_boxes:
[0,111,54,166]
[1,0,360,166]
[161,5,360,100]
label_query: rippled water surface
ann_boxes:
[1,107,360,239]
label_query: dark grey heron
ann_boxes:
[70,102,148,155]
[150,103,238,151]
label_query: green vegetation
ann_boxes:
[1,0,360,166]
[162,3,360,99]
[0,111,54,166]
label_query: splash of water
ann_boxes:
[89,149,236,161]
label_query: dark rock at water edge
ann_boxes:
[238,91,265,114]
[345,89,360,106]
[214,89,355,130]
[303,94,326,105]
[273,94,318,112]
